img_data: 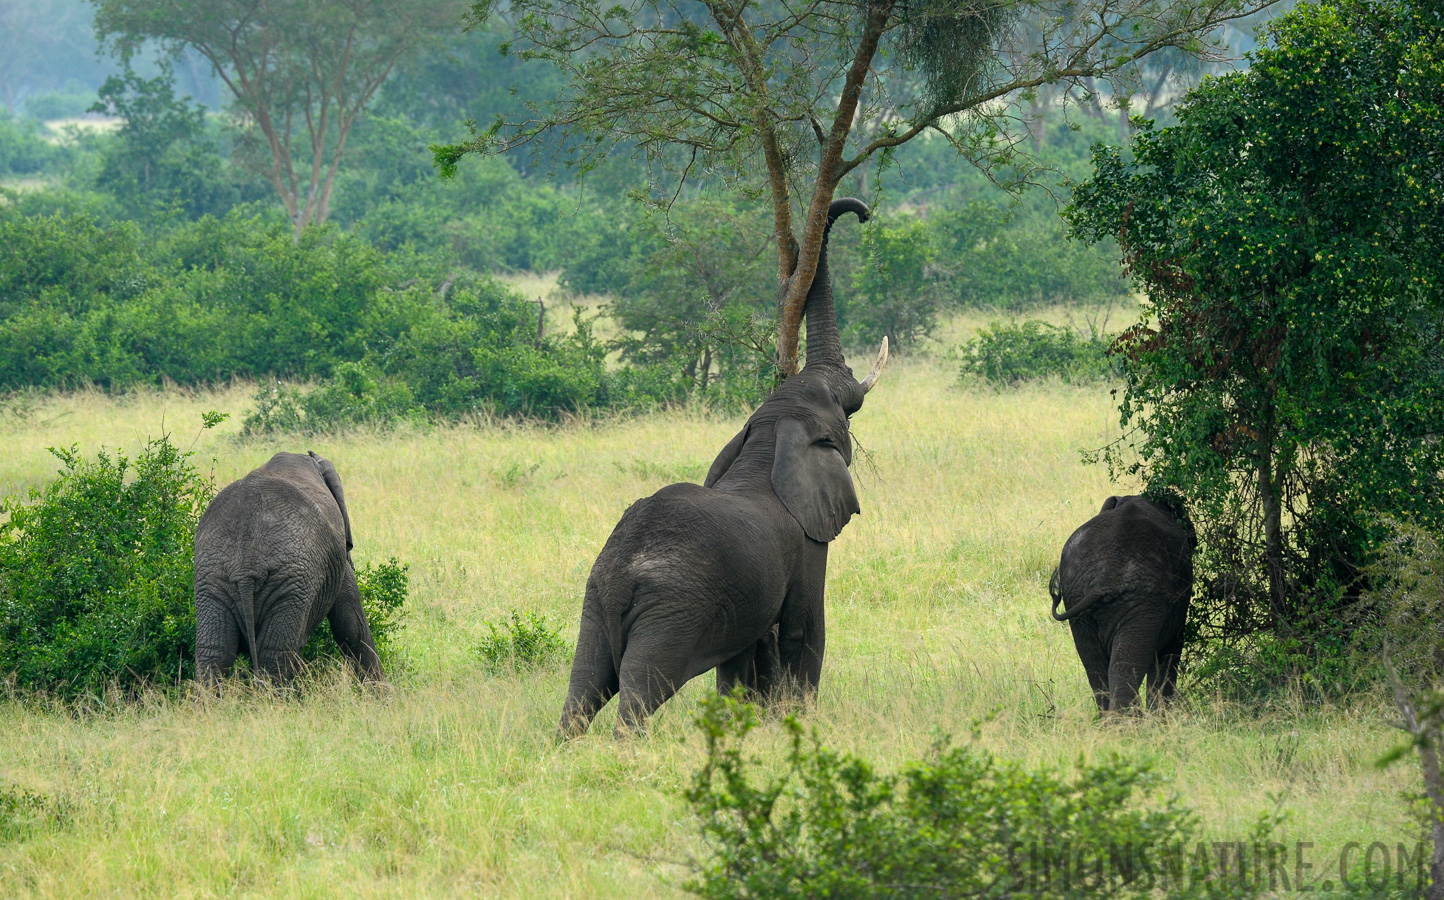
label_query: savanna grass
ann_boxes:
[0,341,1420,897]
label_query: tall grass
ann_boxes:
[0,348,1418,897]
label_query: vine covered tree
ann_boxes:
[437,0,1279,372]
[92,0,467,235]
[1068,0,1444,675]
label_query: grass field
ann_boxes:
[0,330,1423,897]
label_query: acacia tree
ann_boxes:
[92,0,466,236]
[436,0,1278,372]
[1067,0,1444,659]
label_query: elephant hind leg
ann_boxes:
[195,592,241,685]
[327,566,385,682]
[1147,634,1185,710]
[1067,619,1111,713]
[254,612,307,684]
[716,626,781,702]
[558,603,619,740]
[614,639,690,738]
[1107,643,1155,713]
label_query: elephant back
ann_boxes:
[1055,495,1194,619]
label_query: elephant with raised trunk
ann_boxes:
[559,198,887,738]
[1050,494,1195,713]
[194,451,384,684]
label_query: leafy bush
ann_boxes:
[476,611,568,673]
[960,319,1116,385]
[0,111,63,176]
[0,432,214,699]
[303,557,410,667]
[844,215,945,353]
[686,694,1272,899]
[242,365,420,437]
[933,200,1130,311]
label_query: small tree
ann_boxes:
[438,0,1280,374]
[88,64,241,219]
[1067,0,1444,673]
[92,0,468,236]
[847,215,941,353]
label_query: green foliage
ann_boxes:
[1357,523,1444,687]
[303,558,410,667]
[242,365,420,437]
[88,64,243,221]
[961,319,1116,385]
[0,432,214,699]
[845,216,943,353]
[0,110,63,175]
[1067,0,1444,686]
[0,785,67,843]
[686,694,1272,899]
[23,85,96,121]
[933,200,1129,311]
[605,198,779,405]
[475,611,567,673]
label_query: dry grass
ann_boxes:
[0,342,1419,897]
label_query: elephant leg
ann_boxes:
[717,625,781,701]
[1148,633,1185,709]
[194,592,240,685]
[327,565,384,682]
[775,544,827,701]
[614,637,690,738]
[1067,619,1111,713]
[254,610,306,684]
[558,599,619,740]
[1106,640,1155,713]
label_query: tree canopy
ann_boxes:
[92,0,468,235]
[439,0,1280,372]
[1067,0,1444,673]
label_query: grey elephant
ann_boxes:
[559,198,887,738]
[1049,494,1195,712]
[194,451,383,684]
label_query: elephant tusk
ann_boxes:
[858,336,888,394]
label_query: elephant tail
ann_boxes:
[1051,577,1110,621]
[232,575,260,663]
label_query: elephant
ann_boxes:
[558,197,887,738]
[1049,494,1195,712]
[193,450,384,684]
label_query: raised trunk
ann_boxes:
[800,199,869,372]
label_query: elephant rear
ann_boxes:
[559,483,798,738]
[193,452,378,684]
[1051,495,1195,712]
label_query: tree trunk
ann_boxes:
[1257,403,1287,623]
[774,0,895,374]
[1031,83,1048,152]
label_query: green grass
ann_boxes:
[0,341,1421,897]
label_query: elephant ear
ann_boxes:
[309,451,353,552]
[703,422,750,488]
[771,416,859,543]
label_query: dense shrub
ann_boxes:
[844,216,945,353]
[686,694,1273,899]
[1068,0,1444,696]
[0,433,214,698]
[0,111,63,175]
[960,319,1116,385]
[476,611,568,673]
[0,424,412,698]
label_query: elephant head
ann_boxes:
[702,198,887,542]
